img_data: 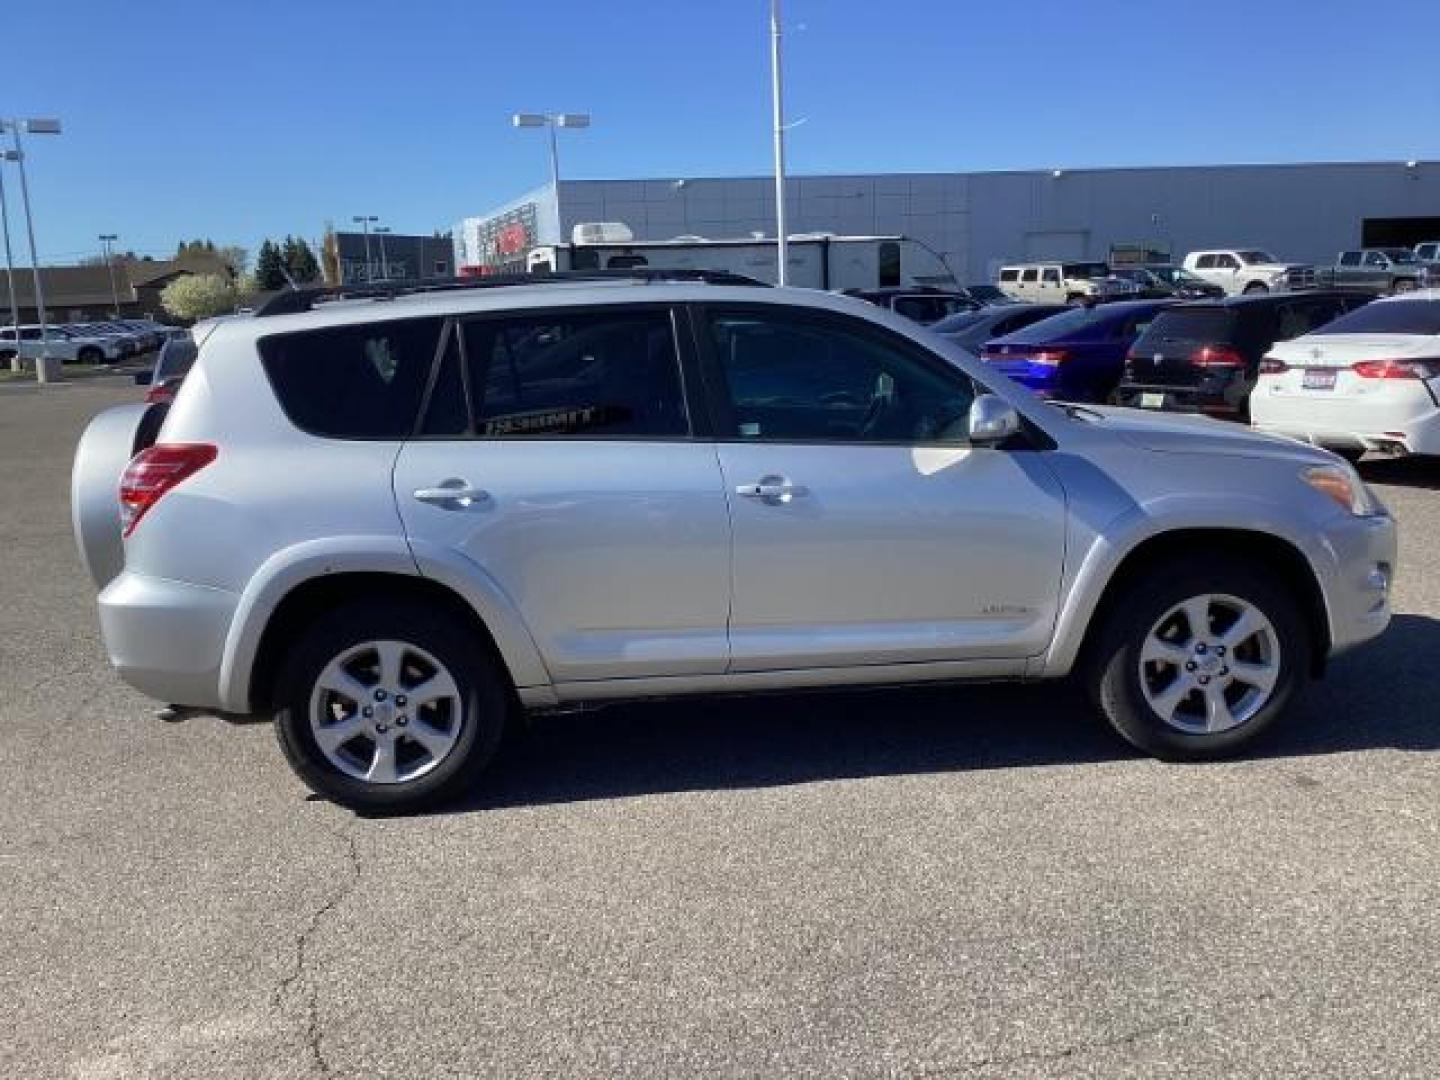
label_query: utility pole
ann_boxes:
[770,0,789,286]
[99,233,120,316]
[0,151,20,371]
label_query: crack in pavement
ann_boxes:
[271,827,362,1078]
[915,990,1278,1076]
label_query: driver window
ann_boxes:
[1363,251,1387,267]
[705,310,976,444]
[1217,254,1239,270]
[1042,267,1061,285]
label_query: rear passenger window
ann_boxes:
[462,310,687,438]
[260,317,444,438]
[1020,268,1039,283]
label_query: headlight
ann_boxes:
[1301,463,1384,516]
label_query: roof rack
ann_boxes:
[253,268,769,318]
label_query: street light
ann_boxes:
[511,112,590,228]
[99,233,120,316]
[351,215,378,282]
[373,226,391,280]
[0,151,20,371]
[0,118,62,381]
[769,0,789,285]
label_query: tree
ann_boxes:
[255,239,287,290]
[284,235,321,284]
[216,245,248,277]
[159,273,246,322]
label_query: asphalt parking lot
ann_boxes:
[2,380,1438,1079]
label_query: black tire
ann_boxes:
[1332,446,1366,464]
[1084,560,1310,760]
[274,599,509,811]
[0,348,15,365]
[1243,282,1269,295]
[1392,279,1417,295]
[78,346,104,365]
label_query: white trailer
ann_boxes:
[524,225,957,291]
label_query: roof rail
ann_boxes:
[253,268,769,318]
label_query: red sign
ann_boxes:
[496,222,530,255]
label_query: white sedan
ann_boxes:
[1250,290,1440,458]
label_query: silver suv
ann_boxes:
[72,272,1397,810]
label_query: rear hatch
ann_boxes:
[1123,307,1238,388]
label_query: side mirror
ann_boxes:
[968,394,1021,445]
[133,371,152,386]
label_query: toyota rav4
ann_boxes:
[72,271,1396,810]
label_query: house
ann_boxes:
[0,253,232,323]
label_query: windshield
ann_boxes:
[1310,299,1440,336]
[1062,262,1112,280]
[998,305,1115,342]
[929,309,991,334]
[1237,250,1279,265]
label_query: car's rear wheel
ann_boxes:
[78,346,103,365]
[1392,279,1417,295]
[1086,561,1309,759]
[274,600,508,811]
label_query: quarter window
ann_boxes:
[259,317,444,438]
[999,268,1020,283]
[878,241,901,288]
[1339,251,1362,267]
[462,310,688,438]
[704,310,976,444]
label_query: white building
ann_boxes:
[455,160,1440,284]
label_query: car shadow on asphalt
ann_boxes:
[1358,456,1440,491]
[419,614,1440,816]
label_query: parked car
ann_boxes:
[929,302,1070,354]
[842,286,978,324]
[134,333,198,404]
[1111,264,1226,300]
[956,284,1015,307]
[997,262,1140,304]
[980,299,1176,402]
[1250,290,1440,458]
[1113,290,1373,418]
[1183,249,1318,295]
[1318,249,1428,294]
[71,272,1395,811]
[0,324,125,365]
[69,322,143,358]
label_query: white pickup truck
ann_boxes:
[1182,249,1318,295]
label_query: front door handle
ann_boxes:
[736,475,804,504]
[413,479,488,508]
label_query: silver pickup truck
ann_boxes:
[1319,249,1429,294]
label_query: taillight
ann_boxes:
[144,381,176,404]
[1031,349,1071,366]
[1352,358,1438,380]
[1258,357,1289,375]
[1191,345,1246,367]
[119,443,217,537]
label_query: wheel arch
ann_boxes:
[245,571,527,715]
[1055,527,1330,681]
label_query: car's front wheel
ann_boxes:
[1243,281,1269,295]
[1086,561,1309,759]
[274,599,509,811]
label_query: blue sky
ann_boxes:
[5,0,1439,266]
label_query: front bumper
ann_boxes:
[1319,511,1396,656]
[98,571,238,708]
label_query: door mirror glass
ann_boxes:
[967,394,1020,445]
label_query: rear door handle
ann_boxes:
[413,479,488,507]
[735,476,804,504]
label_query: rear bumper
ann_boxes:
[98,571,237,708]
[1115,372,1251,415]
[1251,391,1440,456]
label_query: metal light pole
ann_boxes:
[511,113,590,240]
[99,233,120,316]
[770,0,789,286]
[374,226,391,280]
[352,215,377,282]
[4,118,62,381]
[0,151,20,371]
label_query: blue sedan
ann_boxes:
[979,300,1177,402]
